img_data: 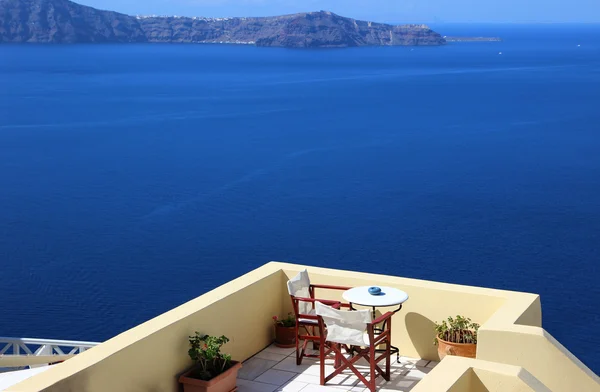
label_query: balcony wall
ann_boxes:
[8,263,288,392]
[477,327,600,392]
[412,357,551,392]
[8,262,600,392]
[279,264,599,392]
[280,265,510,361]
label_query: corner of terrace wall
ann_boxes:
[475,286,599,391]
[514,295,542,327]
[275,262,510,361]
[414,357,551,392]
[472,367,552,392]
[477,325,600,392]
[8,262,288,392]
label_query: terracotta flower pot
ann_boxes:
[179,361,242,392]
[275,325,296,348]
[436,337,476,360]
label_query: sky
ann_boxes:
[78,0,600,23]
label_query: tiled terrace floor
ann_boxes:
[238,344,438,392]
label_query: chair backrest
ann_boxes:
[315,301,372,347]
[287,269,312,314]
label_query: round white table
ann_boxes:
[342,286,409,362]
[342,286,409,318]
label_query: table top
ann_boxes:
[342,286,409,307]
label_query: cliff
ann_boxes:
[137,12,445,47]
[0,0,446,47]
[0,0,146,43]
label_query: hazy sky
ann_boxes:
[78,0,599,23]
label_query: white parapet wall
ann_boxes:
[413,356,552,392]
[6,262,600,392]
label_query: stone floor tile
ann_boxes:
[237,378,280,392]
[274,357,315,373]
[289,373,321,385]
[414,360,429,368]
[264,344,297,356]
[397,357,419,364]
[243,351,429,392]
[277,380,309,392]
[255,369,297,386]
[377,377,421,391]
[239,357,279,380]
[300,384,344,392]
[301,362,336,377]
[376,369,409,386]
[255,350,289,362]
[330,385,367,392]
[425,361,438,369]
[327,373,362,388]
[404,366,431,380]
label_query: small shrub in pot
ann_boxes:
[179,333,242,392]
[434,315,479,359]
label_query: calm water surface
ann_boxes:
[1,24,599,372]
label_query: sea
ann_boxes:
[1,24,599,373]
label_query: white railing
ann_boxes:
[0,337,99,358]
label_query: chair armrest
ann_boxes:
[311,284,353,291]
[370,311,394,326]
[294,297,342,308]
[309,285,352,308]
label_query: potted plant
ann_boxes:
[434,315,480,360]
[179,333,242,392]
[273,313,296,348]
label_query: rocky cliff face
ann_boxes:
[0,0,146,43]
[0,0,446,47]
[137,12,445,47]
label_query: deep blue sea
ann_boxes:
[1,24,599,373]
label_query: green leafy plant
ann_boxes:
[272,313,295,327]
[434,315,480,345]
[188,333,232,381]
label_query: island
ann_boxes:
[443,36,502,42]
[0,0,446,47]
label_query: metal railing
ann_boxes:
[0,337,100,367]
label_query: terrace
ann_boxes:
[4,262,600,392]
[236,343,436,392]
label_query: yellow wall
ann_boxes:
[514,296,542,327]
[414,357,552,392]
[0,355,72,367]
[447,369,479,392]
[280,263,599,392]
[8,262,600,392]
[281,264,517,360]
[478,327,600,392]
[474,368,544,392]
[8,263,286,392]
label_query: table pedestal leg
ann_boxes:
[372,305,402,363]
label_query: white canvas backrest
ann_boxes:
[315,301,372,347]
[287,269,312,314]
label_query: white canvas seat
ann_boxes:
[286,269,352,365]
[315,301,372,346]
[314,301,394,392]
[287,269,312,314]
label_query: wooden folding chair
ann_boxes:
[287,269,351,365]
[315,301,393,392]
